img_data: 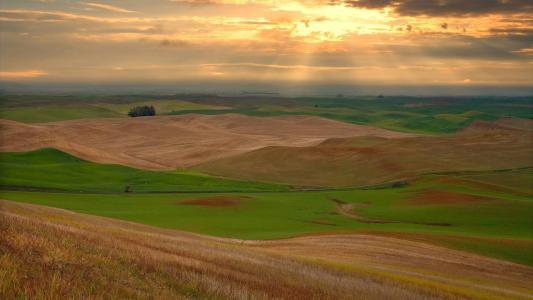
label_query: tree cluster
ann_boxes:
[128,105,156,117]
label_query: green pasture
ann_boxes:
[1,160,531,265]
[91,100,226,115]
[0,149,288,193]
[0,105,121,123]
[1,95,531,134]
[167,96,533,134]
[0,99,226,123]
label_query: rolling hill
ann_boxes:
[2,200,532,300]
[0,148,287,193]
[195,118,533,187]
[0,114,413,170]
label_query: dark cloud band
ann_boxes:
[338,0,533,16]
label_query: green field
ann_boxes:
[0,104,122,123]
[0,149,289,193]
[0,97,225,123]
[92,99,226,115]
[2,183,531,265]
[167,96,533,134]
[1,149,532,265]
[1,95,531,134]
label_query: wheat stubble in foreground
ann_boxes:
[1,200,532,299]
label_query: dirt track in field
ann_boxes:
[331,198,451,226]
[1,200,532,300]
[0,114,414,170]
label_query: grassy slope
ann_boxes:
[5,200,531,300]
[0,148,288,193]
[1,168,531,265]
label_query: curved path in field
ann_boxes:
[331,198,451,226]
[0,114,414,170]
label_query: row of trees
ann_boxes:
[128,105,156,117]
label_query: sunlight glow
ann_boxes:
[0,0,530,85]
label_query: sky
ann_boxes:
[0,0,532,91]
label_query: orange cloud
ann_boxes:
[84,3,136,14]
[0,70,48,79]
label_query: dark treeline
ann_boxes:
[128,105,156,117]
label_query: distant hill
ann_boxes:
[195,118,533,187]
[0,114,412,170]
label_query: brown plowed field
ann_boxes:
[408,190,495,205]
[181,195,251,207]
[0,114,414,170]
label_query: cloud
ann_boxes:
[513,47,533,55]
[0,9,110,22]
[376,34,532,61]
[489,27,533,36]
[159,39,190,47]
[0,70,47,79]
[84,2,136,14]
[168,0,217,6]
[335,0,392,9]
[201,62,365,71]
[339,0,533,16]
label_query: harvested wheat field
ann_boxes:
[1,200,532,300]
[196,119,533,187]
[0,114,414,170]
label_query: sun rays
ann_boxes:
[0,0,531,86]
